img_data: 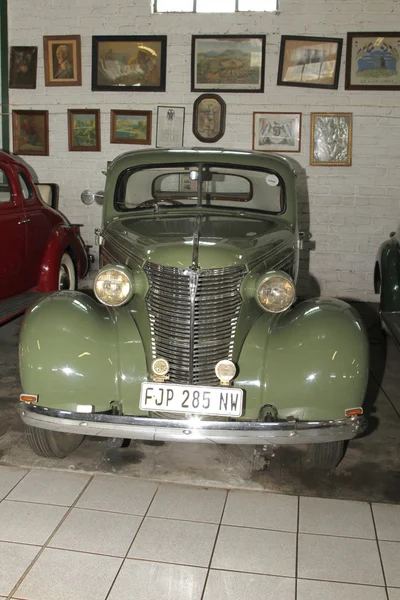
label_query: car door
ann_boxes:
[0,164,28,300]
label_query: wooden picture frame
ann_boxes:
[253,112,302,152]
[12,110,49,156]
[345,32,400,90]
[43,35,82,86]
[310,113,352,166]
[9,46,37,89]
[110,110,152,145]
[156,106,185,148]
[277,35,343,89]
[68,109,101,152]
[191,35,266,93]
[193,94,226,143]
[92,35,167,92]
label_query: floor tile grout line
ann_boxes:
[1,468,31,502]
[295,495,300,600]
[297,575,388,588]
[5,474,95,600]
[370,502,391,600]
[104,482,160,600]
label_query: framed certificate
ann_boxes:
[156,106,185,148]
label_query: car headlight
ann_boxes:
[256,272,295,313]
[94,265,134,307]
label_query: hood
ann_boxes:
[106,211,295,270]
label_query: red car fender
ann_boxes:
[38,224,88,292]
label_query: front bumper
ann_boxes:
[20,404,367,445]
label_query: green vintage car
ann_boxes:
[375,229,400,346]
[19,148,369,468]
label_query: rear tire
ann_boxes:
[25,426,84,458]
[307,441,345,469]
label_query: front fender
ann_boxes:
[236,298,369,421]
[377,237,400,311]
[19,292,147,412]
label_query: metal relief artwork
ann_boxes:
[311,113,352,166]
[253,112,301,152]
[193,94,226,143]
[346,32,400,90]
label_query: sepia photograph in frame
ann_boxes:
[43,35,82,86]
[310,113,353,166]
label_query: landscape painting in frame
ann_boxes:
[191,35,266,92]
[68,109,101,151]
[92,36,167,92]
[12,110,49,156]
[345,32,400,90]
[277,35,342,89]
[253,112,302,152]
[111,110,152,145]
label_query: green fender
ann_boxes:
[377,236,400,312]
[235,298,369,421]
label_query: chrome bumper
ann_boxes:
[20,404,367,445]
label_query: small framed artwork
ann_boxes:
[9,46,38,89]
[193,94,226,144]
[156,106,185,148]
[310,113,352,167]
[345,32,400,90]
[12,110,49,156]
[191,35,266,92]
[253,112,302,152]
[43,35,82,86]
[92,36,167,92]
[68,109,101,152]
[277,35,343,89]
[110,110,152,145]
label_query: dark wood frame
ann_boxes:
[9,46,37,89]
[345,32,400,90]
[310,112,353,167]
[12,110,49,156]
[252,112,302,153]
[191,34,266,93]
[277,35,343,90]
[92,35,167,92]
[110,110,152,145]
[193,93,226,143]
[43,35,82,87]
[68,109,101,152]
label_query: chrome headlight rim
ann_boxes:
[256,271,296,314]
[94,264,134,307]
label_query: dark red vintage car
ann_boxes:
[0,151,89,325]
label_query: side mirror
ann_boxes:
[81,189,104,206]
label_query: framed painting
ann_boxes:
[110,110,152,145]
[92,35,167,92]
[253,112,302,152]
[345,32,400,90]
[193,94,226,143]
[9,46,37,89]
[156,106,185,148]
[12,110,49,156]
[277,35,343,89]
[43,35,82,86]
[68,109,101,152]
[191,35,266,92]
[310,113,352,166]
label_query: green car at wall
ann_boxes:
[19,148,369,469]
[375,228,400,345]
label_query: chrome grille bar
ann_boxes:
[144,263,246,385]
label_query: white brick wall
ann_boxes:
[7,0,400,300]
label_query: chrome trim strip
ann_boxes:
[20,404,366,446]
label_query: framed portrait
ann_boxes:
[110,110,152,145]
[156,106,185,148]
[9,46,37,89]
[345,32,400,90]
[310,113,352,167]
[12,110,49,156]
[68,109,101,152]
[92,35,167,92]
[193,94,226,143]
[191,35,266,92]
[43,35,82,86]
[277,35,343,89]
[253,112,302,152]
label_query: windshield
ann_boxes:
[115,163,285,214]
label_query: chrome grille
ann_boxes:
[144,263,246,385]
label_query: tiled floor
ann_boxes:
[1,465,399,600]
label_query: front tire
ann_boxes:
[58,252,76,290]
[307,441,345,469]
[25,426,84,458]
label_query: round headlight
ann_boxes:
[94,266,133,307]
[152,358,170,378]
[215,360,237,384]
[256,273,295,313]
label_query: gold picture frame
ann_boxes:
[43,35,82,86]
[310,113,353,167]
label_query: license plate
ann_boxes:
[140,382,243,417]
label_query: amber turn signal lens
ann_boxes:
[20,394,38,403]
[345,407,363,417]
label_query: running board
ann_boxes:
[381,312,400,350]
[0,292,46,325]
